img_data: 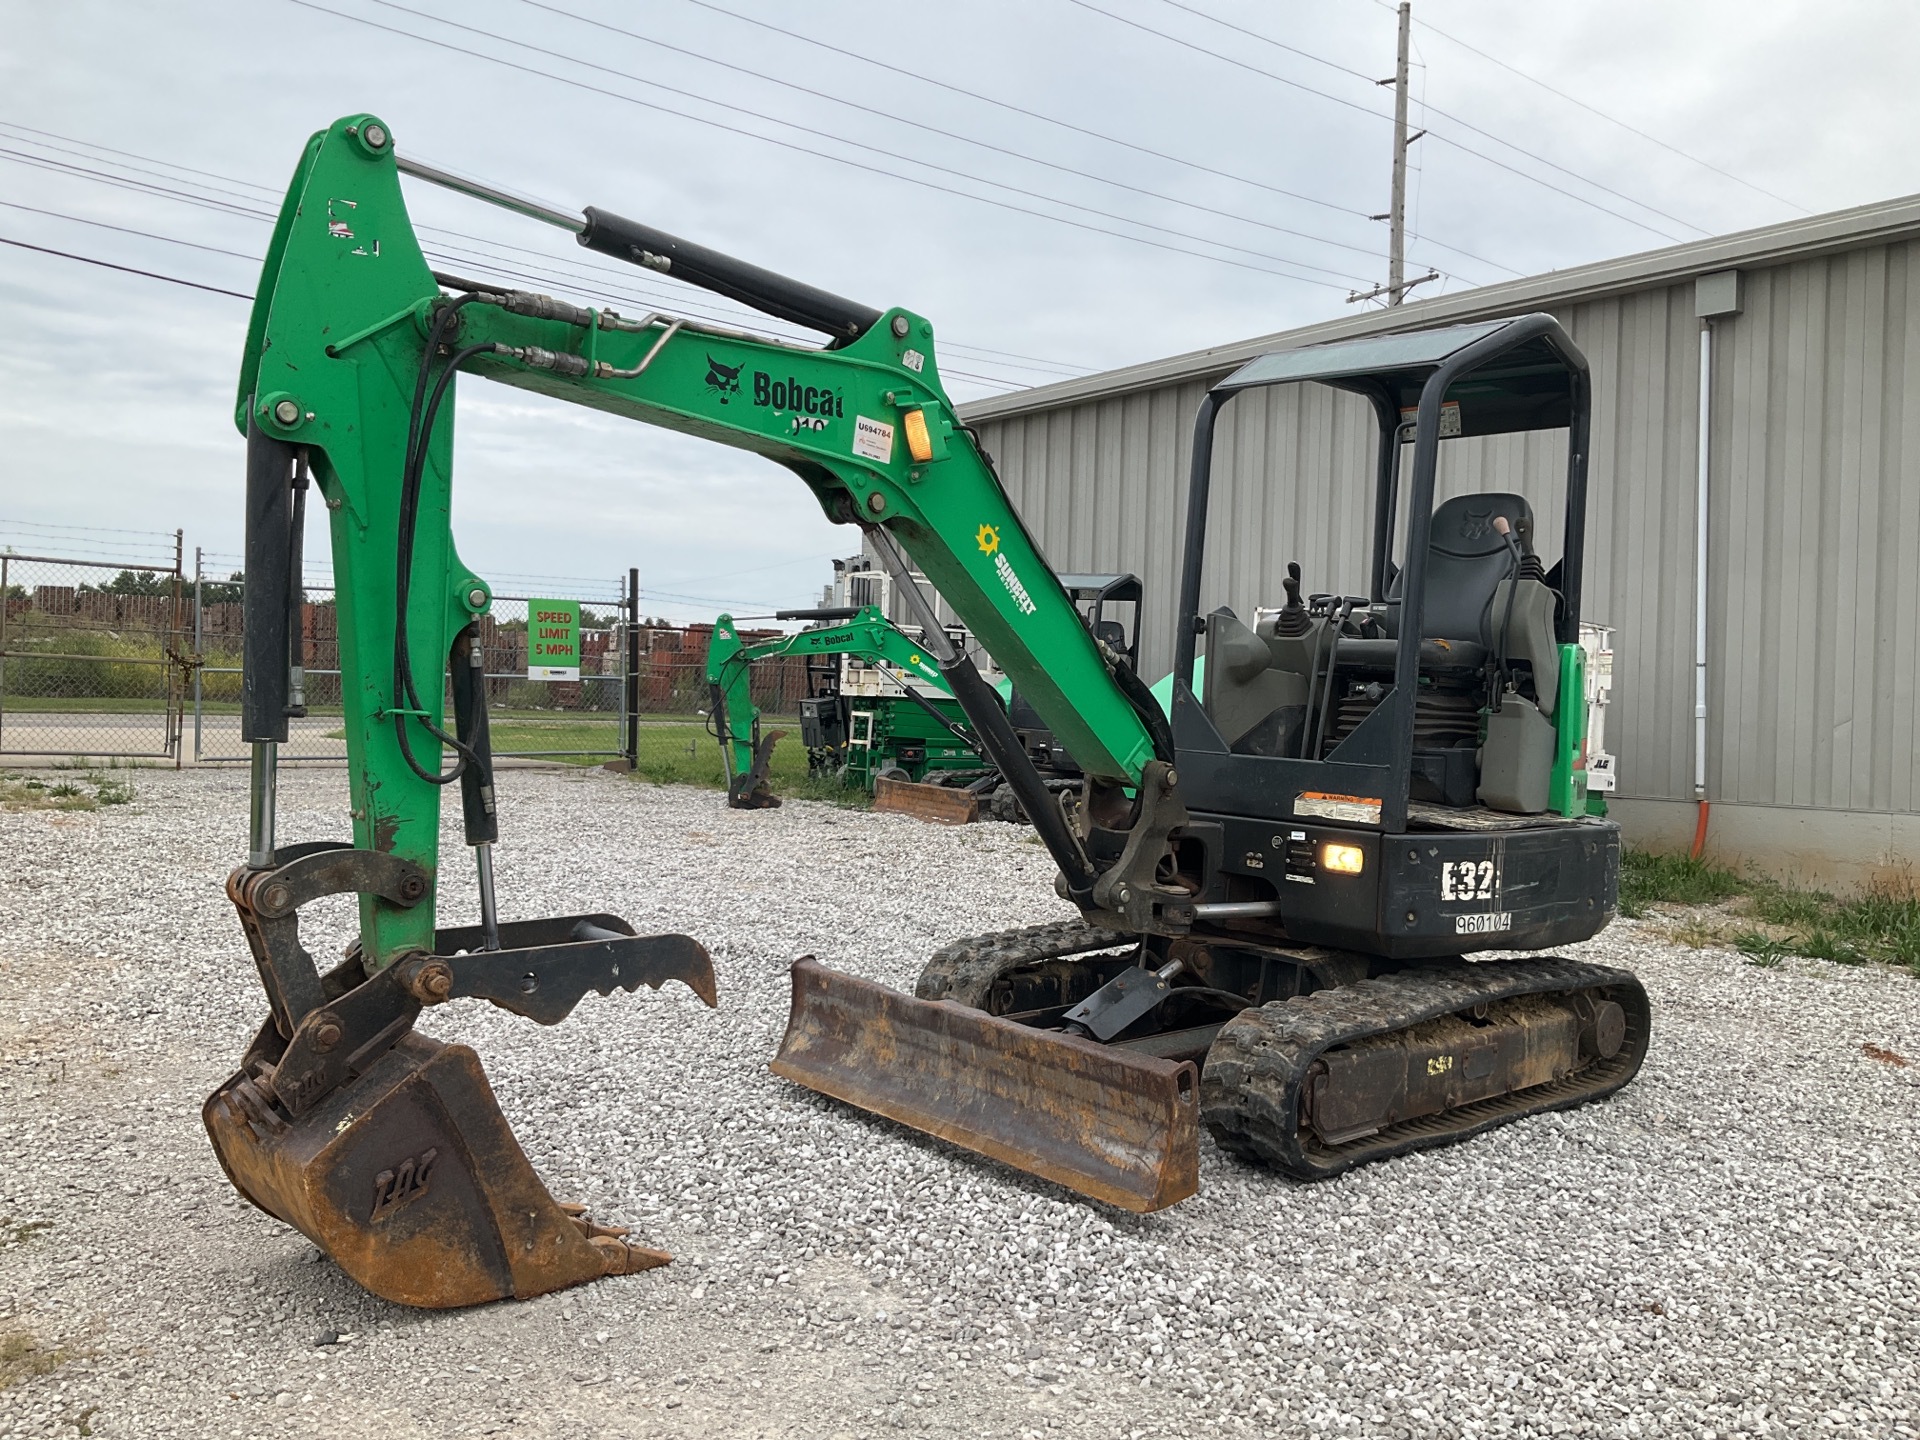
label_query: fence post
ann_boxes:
[624,566,640,770]
[0,552,9,756]
[171,528,185,766]
[193,548,204,765]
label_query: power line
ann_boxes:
[3,197,1036,392]
[289,0,1363,290]
[1395,7,1810,216]
[0,126,1055,387]
[671,0,1383,230]
[1156,0,1717,237]
[0,119,287,200]
[4,114,1095,386]
[505,0,1473,282]
[0,199,258,260]
[1063,0,1696,243]
[0,235,251,299]
[0,147,274,221]
[379,0,1373,284]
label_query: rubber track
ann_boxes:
[915,919,1138,1007]
[1200,956,1650,1181]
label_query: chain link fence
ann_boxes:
[0,525,816,775]
[0,535,189,761]
[191,554,634,765]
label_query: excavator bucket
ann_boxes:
[206,840,718,1309]
[871,775,979,825]
[726,729,785,809]
[772,957,1198,1212]
[205,1033,669,1308]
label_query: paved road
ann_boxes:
[0,710,342,760]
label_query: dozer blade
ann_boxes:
[772,956,1198,1212]
[205,1032,667,1309]
[872,776,979,825]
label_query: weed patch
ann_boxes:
[0,767,134,812]
[0,1326,74,1391]
[0,1218,52,1249]
[1618,851,1747,917]
[1624,846,1920,977]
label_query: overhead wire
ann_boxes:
[0,199,258,260]
[0,130,1048,390]
[1063,0,1697,243]
[672,0,1376,226]
[280,0,1367,293]
[0,235,252,299]
[502,0,1477,282]
[0,119,1095,378]
[1153,0,1719,238]
[1388,6,1810,216]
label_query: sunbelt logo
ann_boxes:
[977,523,1036,616]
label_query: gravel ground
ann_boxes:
[2,766,1918,1440]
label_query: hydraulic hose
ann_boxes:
[390,297,492,788]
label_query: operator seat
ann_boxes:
[1338,491,1537,679]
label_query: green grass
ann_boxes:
[1621,847,1920,977]
[618,721,869,807]
[1618,850,1747,918]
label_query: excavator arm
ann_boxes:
[237,116,1171,938]
[207,111,1198,1310]
[705,606,959,808]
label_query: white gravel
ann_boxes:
[3,764,1919,1439]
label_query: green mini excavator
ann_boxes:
[210,115,1647,1309]
[704,605,983,810]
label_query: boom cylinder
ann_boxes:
[577,207,881,343]
[242,417,298,743]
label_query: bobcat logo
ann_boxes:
[705,355,743,403]
[1457,506,1497,541]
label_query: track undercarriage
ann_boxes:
[905,918,1649,1186]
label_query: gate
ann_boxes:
[0,535,188,761]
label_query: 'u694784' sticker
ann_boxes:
[853,415,894,462]
[1454,912,1513,935]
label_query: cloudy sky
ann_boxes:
[2,0,1912,619]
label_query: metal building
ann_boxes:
[954,195,1920,885]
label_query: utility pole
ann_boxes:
[1387,0,1410,305]
[1348,2,1436,307]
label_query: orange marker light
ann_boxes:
[903,408,934,463]
[1320,842,1365,875]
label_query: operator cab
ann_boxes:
[1164,313,1613,958]
[1173,313,1595,826]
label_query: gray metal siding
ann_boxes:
[1714,242,1920,813]
[971,239,1920,814]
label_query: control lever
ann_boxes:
[1491,516,1525,694]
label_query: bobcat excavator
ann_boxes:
[705,605,982,812]
[209,115,1648,1308]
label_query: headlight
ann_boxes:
[1320,842,1365,875]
